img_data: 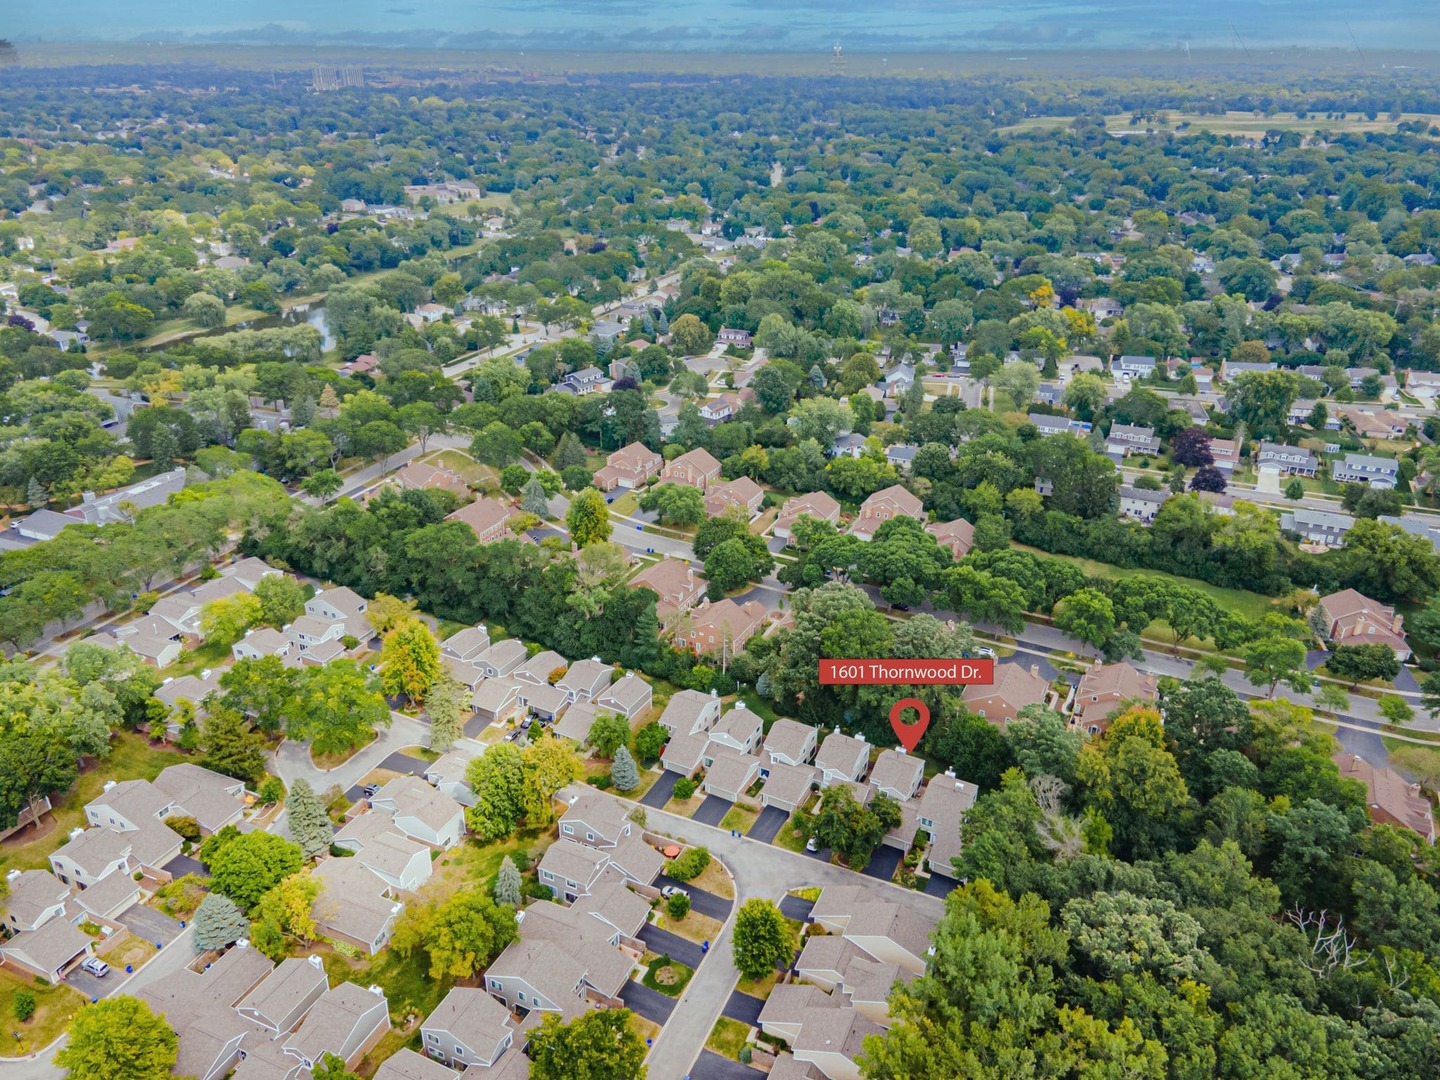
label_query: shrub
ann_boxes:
[256,775,286,805]
[674,777,698,801]
[667,846,711,882]
[667,892,691,919]
[13,990,35,1022]
[739,1047,753,1065]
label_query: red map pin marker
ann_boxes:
[889,697,930,752]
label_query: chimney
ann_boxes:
[944,768,956,778]
[307,955,324,969]
[102,780,116,792]
[625,672,634,679]
[856,733,866,744]
[5,869,19,882]
[1030,664,1040,679]
[711,689,718,698]
[69,827,84,840]
[895,746,905,755]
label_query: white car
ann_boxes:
[80,957,110,978]
[806,836,819,852]
[975,646,996,659]
[660,885,687,899]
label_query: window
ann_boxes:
[561,824,573,835]
[490,979,501,991]
[427,1033,439,1044]
[455,1046,464,1056]
[585,832,594,841]
[517,992,526,1002]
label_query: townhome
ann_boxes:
[511,650,568,687]
[629,558,706,624]
[304,586,371,642]
[49,820,176,887]
[808,886,937,975]
[774,491,842,542]
[282,983,391,1074]
[537,841,610,902]
[661,447,723,490]
[1118,486,1167,524]
[231,627,294,664]
[558,792,633,849]
[764,719,819,770]
[332,813,434,893]
[1317,588,1410,659]
[134,946,275,1080]
[703,748,764,801]
[659,688,724,737]
[704,476,765,519]
[384,461,469,498]
[593,442,663,491]
[557,657,614,702]
[1334,754,1438,844]
[795,937,915,1027]
[1028,413,1091,437]
[1104,423,1161,458]
[551,700,598,746]
[419,988,518,1071]
[851,484,924,541]
[368,777,466,849]
[1281,507,1356,547]
[1332,453,1399,490]
[310,857,406,956]
[2,870,69,934]
[707,703,764,755]
[523,683,571,724]
[594,671,653,719]
[1257,442,1318,476]
[235,956,329,1035]
[867,749,923,802]
[917,771,978,878]
[661,731,711,776]
[440,625,491,664]
[0,911,93,984]
[423,745,480,807]
[475,639,528,678]
[831,432,868,458]
[153,668,226,736]
[759,761,818,814]
[445,497,518,543]
[962,662,1050,727]
[1072,661,1159,735]
[677,598,768,655]
[815,730,870,788]
[483,939,590,1020]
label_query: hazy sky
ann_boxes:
[8,0,1440,52]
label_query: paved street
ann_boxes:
[271,712,431,796]
[655,876,732,922]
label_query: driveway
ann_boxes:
[162,853,205,878]
[861,846,903,882]
[657,876,731,921]
[690,1050,764,1080]
[639,924,704,968]
[925,872,961,898]
[692,795,733,827]
[620,980,677,1025]
[378,751,430,775]
[721,989,764,1026]
[641,770,679,809]
[65,965,114,1003]
[119,905,185,948]
[747,806,788,844]
[779,895,815,922]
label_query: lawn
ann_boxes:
[320,942,447,1024]
[774,808,818,855]
[736,966,780,998]
[718,805,758,835]
[430,827,553,896]
[0,969,83,1058]
[310,728,378,770]
[690,857,736,900]
[654,909,723,946]
[706,1016,753,1061]
[663,790,706,818]
[0,732,189,873]
[423,449,499,490]
[641,954,695,997]
[99,935,158,970]
[610,491,640,517]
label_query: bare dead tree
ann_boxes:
[1031,774,1085,860]
[1283,905,1366,977]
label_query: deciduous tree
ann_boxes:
[733,898,792,980]
[566,487,612,547]
[56,996,177,1080]
[528,1008,647,1080]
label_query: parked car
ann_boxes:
[660,885,688,899]
[806,836,819,852]
[360,784,380,799]
[80,957,110,978]
[975,646,996,659]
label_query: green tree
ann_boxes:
[311,1053,362,1080]
[199,591,262,647]
[732,898,792,980]
[392,890,518,979]
[12,989,35,1023]
[669,313,711,356]
[1054,588,1117,649]
[56,996,177,1080]
[1379,694,1415,726]
[1313,682,1351,716]
[192,892,249,952]
[1283,478,1306,501]
[1324,643,1400,686]
[301,469,343,503]
[252,574,307,628]
[471,421,524,468]
[521,474,550,517]
[813,783,900,871]
[566,487,613,547]
[666,891,691,919]
[633,721,668,763]
[528,1008,648,1080]
[610,745,640,791]
[523,733,584,825]
[465,742,528,840]
[379,617,441,705]
[587,711,631,759]
[426,671,466,752]
[205,831,304,911]
[285,778,333,861]
[198,706,267,785]
[1241,635,1311,696]
[288,660,391,756]
[638,482,706,526]
[494,855,522,907]
[218,656,301,734]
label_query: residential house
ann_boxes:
[658,689,723,737]
[49,819,180,887]
[1105,423,1161,458]
[1221,359,1277,380]
[550,700,598,746]
[150,763,248,835]
[511,650,567,687]
[446,497,518,543]
[707,704,764,756]
[1334,754,1437,844]
[558,792,633,850]
[484,939,590,1020]
[330,814,433,893]
[677,598,768,655]
[1405,370,1440,399]
[886,445,920,473]
[867,749,923,802]
[703,748,763,801]
[831,433,867,459]
[699,392,746,423]
[760,762,818,813]
[1257,442,1318,476]
[231,627,294,663]
[815,730,870,788]
[629,558,706,624]
[1317,589,1410,660]
[473,639,527,680]
[1210,438,1241,472]
[809,886,937,975]
[917,771,978,878]
[423,746,480,808]
[879,364,915,398]
[594,671,653,719]
[311,857,405,955]
[0,915,92,983]
[1118,485,1167,524]
[1028,413,1091,437]
[420,987,518,1071]
[1332,453,1399,490]
[2,870,69,934]
[661,731,710,776]
[1072,661,1159,735]
[282,983,390,1073]
[1114,355,1157,380]
[557,367,610,395]
[925,518,975,559]
[593,442,663,491]
[962,662,1050,727]
[304,586,371,642]
[661,448,723,490]
[1083,298,1124,319]
[718,327,753,347]
[1281,507,1356,547]
[774,491,842,542]
[704,476,765,519]
[1379,513,1440,554]
[65,468,187,527]
[557,658,614,702]
[235,956,328,1035]
[440,625,492,664]
[536,841,610,902]
[764,719,819,770]
[385,461,469,498]
[365,776,465,850]
[851,485,924,541]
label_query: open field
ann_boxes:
[1001,110,1440,136]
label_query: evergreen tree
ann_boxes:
[494,855,522,907]
[285,778,333,861]
[521,474,550,517]
[554,431,588,469]
[611,745,640,791]
[198,706,267,785]
[291,396,316,427]
[426,671,466,752]
[25,476,46,508]
[193,892,249,952]
[150,424,180,469]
